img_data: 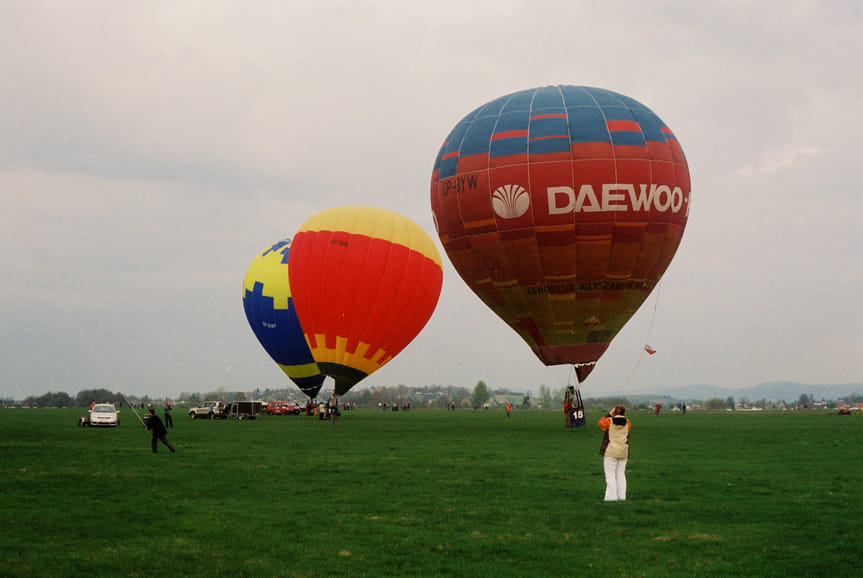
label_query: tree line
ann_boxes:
[21,389,124,408]
[11,384,861,411]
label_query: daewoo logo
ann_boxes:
[492,185,530,219]
[488,183,688,218]
[548,184,688,215]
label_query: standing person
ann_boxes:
[506,403,513,418]
[163,400,173,428]
[329,396,339,426]
[598,404,631,501]
[145,408,175,454]
[655,403,661,416]
[208,404,214,420]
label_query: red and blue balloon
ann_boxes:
[430,85,690,382]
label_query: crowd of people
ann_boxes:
[376,401,412,411]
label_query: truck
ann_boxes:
[265,401,302,415]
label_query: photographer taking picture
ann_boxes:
[598,404,631,501]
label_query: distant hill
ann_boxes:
[610,382,863,403]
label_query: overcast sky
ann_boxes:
[2,1,861,401]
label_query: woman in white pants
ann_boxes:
[598,404,631,501]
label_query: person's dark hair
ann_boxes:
[148,408,155,415]
[614,404,626,416]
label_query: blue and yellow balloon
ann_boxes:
[242,239,325,399]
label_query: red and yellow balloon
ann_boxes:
[430,85,690,382]
[287,206,444,395]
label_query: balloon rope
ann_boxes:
[59,304,146,427]
[59,303,115,386]
[622,280,663,388]
[119,392,146,427]
[645,279,663,340]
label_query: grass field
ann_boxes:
[2,407,861,576]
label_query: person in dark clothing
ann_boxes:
[145,408,175,453]
[164,401,173,428]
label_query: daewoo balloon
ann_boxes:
[243,239,326,399]
[288,206,444,395]
[430,85,690,382]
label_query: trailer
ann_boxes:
[223,401,262,420]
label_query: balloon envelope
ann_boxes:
[243,239,326,399]
[430,85,690,382]
[288,206,444,395]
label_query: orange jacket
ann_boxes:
[598,415,632,432]
[598,415,631,458]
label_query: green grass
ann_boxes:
[1,408,861,576]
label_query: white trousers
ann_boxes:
[603,455,628,501]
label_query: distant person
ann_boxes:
[681,402,686,415]
[329,396,339,426]
[208,404,214,420]
[506,403,513,418]
[655,403,661,416]
[164,401,173,428]
[145,408,175,454]
[598,404,631,501]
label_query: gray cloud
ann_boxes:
[2,1,862,400]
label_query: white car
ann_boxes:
[188,401,227,419]
[89,403,119,427]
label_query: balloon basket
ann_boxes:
[564,385,586,428]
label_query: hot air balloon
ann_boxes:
[243,239,326,399]
[430,85,690,382]
[288,206,444,395]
